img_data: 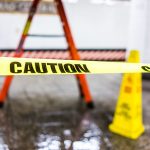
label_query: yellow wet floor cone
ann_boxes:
[109,50,145,139]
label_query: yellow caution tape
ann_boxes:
[0,57,150,75]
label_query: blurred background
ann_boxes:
[0,0,150,150]
[0,0,149,62]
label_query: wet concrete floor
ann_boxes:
[0,74,150,150]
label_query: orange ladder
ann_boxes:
[0,0,94,108]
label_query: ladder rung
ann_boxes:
[27,34,64,38]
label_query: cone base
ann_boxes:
[109,123,145,140]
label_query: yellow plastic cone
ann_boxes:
[109,50,145,139]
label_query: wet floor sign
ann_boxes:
[109,50,145,139]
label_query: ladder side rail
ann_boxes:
[16,0,41,54]
[0,0,41,103]
[55,0,94,107]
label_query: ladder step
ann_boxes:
[27,34,64,38]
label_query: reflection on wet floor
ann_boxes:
[0,76,150,150]
[1,99,150,150]
[0,111,9,150]
[0,135,9,150]
[34,111,104,150]
[0,103,113,150]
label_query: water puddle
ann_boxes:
[0,102,149,150]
